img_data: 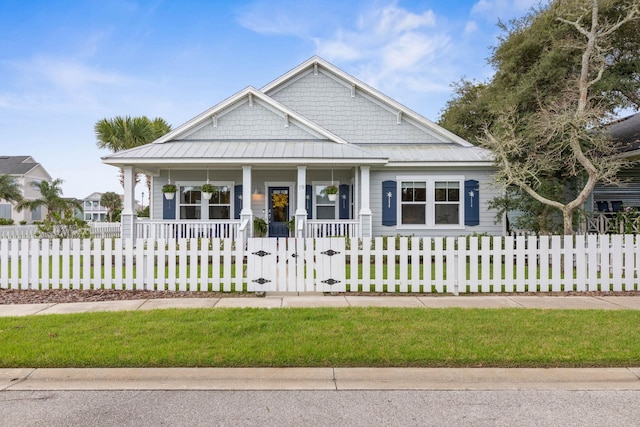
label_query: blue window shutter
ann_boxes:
[162,194,176,220]
[382,180,397,226]
[306,185,313,219]
[234,185,243,219]
[464,180,480,226]
[339,184,349,219]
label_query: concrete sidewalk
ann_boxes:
[2,367,640,391]
[1,294,640,317]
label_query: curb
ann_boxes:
[2,367,640,391]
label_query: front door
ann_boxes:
[268,187,290,237]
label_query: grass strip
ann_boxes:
[1,307,639,368]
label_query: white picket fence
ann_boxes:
[1,235,639,293]
[0,223,121,239]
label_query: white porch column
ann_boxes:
[240,166,253,237]
[359,165,372,238]
[121,165,136,241]
[295,165,307,238]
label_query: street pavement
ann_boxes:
[1,294,640,392]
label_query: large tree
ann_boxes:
[0,174,22,204]
[16,179,81,220]
[439,0,640,234]
[95,116,171,191]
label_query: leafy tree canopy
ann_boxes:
[0,174,22,204]
[439,0,639,234]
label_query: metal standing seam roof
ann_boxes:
[356,144,494,163]
[102,140,389,163]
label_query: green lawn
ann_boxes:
[1,307,638,368]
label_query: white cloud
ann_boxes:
[313,2,451,94]
[0,56,137,113]
[464,21,479,35]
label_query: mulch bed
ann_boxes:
[1,288,639,305]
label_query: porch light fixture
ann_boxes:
[252,187,264,200]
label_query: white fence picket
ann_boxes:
[423,237,432,293]
[468,236,478,293]
[210,238,221,291]
[623,235,635,291]
[374,237,383,292]
[611,235,623,292]
[434,238,444,293]
[480,236,491,293]
[575,235,586,292]
[409,236,420,293]
[491,236,502,293]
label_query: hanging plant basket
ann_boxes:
[162,184,177,200]
[324,185,338,201]
[201,183,217,200]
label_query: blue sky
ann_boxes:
[0,0,542,201]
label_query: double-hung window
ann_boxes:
[314,183,337,219]
[398,177,463,227]
[208,185,231,219]
[179,186,202,220]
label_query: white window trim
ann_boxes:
[312,181,340,220]
[395,175,465,229]
[176,181,235,221]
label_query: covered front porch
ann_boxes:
[116,159,382,242]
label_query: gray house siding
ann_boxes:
[182,100,318,141]
[369,168,502,237]
[593,164,640,210]
[269,70,445,145]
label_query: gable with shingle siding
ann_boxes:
[180,98,322,141]
[267,70,446,145]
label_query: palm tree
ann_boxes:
[16,178,80,220]
[95,115,172,192]
[100,191,122,222]
[0,174,23,203]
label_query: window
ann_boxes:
[401,181,426,224]
[179,186,202,219]
[434,181,460,225]
[31,206,42,221]
[398,177,463,227]
[315,184,337,219]
[208,185,231,219]
[0,204,11,220]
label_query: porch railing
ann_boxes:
[135,220,240,239]
[305,220,359,238]
[585,213,640,235]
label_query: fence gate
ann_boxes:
[315,238,346,293]
[247,238,346,292]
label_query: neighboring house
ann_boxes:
[102,57,500,239]
[82,192,109,222]
[81,192,138,222]
[592,112,640,212]
[0,155,52,224]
